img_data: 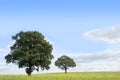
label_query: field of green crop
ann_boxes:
[0,72,120,80]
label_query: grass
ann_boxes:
[0,72,120,80]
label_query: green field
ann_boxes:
[0,72,120,80]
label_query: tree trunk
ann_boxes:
[28,73,31,76]
[29,67,32,76]
[26,67,32,76]
[65,67,67,74]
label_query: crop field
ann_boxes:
[0,72,120,80]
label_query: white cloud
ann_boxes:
[84,26,120,43]
[0,47,9,62]
[0,62,10,74]
[0,62,25,74]
[49,49,120,72]
[81,26,120,71]
[0,48,9,54]
[72,50,120,71]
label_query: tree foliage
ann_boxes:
[55,55,76,73]
[5,31,53,75]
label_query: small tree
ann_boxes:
[5,31,53,76]
[55,55,76,73]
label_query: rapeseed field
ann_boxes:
[0,72,119,80]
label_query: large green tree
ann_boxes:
[5,31,53,76]
[55,55,76,73]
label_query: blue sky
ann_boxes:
[0,0,120,74]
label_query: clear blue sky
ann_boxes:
[0,0,120,52]
[0,0,120,73]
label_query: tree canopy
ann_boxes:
[5,31,53,75]
[55,55,76,73]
